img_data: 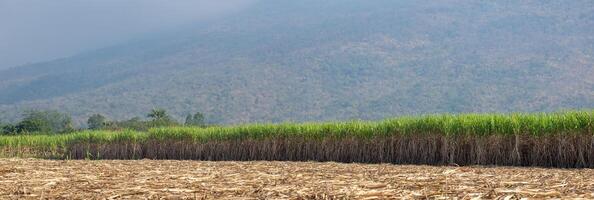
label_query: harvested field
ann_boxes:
[1,159,593,199]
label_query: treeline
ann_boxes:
[0,108,208,135]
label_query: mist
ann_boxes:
[0,0,256,69]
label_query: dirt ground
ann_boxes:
[1,159,593,199]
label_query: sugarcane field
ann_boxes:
[2,0,594,199]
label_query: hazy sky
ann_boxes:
[0,0,255,69]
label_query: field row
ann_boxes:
[1,111,594,167]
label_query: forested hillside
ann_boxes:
[1,0,593,125]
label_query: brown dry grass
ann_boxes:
[1,159,593,199]
[63,135,594,168]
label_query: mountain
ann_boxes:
[1,0,593,125]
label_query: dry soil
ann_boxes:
[1,159,593,199]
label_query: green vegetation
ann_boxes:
[2,110,593,146]
[5,110,593,144]
[87,114,107,130]
[146,108,178,127]
[101,109,182,131]
[150,110,594,141]
[0,110,74,135]
[0,130,134,151]
[1,108,201,135]
[185,112,206,127]
[1,110,593,167]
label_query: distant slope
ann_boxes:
[1,0,593,125]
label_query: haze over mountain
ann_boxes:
[0,0,255,69]
[1,0,593,125]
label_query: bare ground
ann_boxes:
[0,159,593,199]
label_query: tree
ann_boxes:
[185,114,192,125]
[147,108,169,121]
[1,124,17,135]
[147,108,177,127]
[185,112,206,127]
[113,117,148,131]
[87,114,107,130]
[0,121,12,135]
[16,110,73,134]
